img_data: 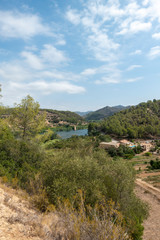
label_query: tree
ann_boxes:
[10,95,46,139]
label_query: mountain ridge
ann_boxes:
[84,105,129,121]
[88,99,160,138]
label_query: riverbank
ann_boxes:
[57,128,88,139]
[52,124,88,132]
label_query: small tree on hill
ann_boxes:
[10,95,46,139]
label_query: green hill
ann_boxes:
[85,105,128,121]
[88,99,160,139]
[75,111,92,116]
[41,109,84,125]
[1,108,85,125]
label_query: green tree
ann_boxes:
[10,95,46,139]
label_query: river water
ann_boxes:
[57,129,88,139]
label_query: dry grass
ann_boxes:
[0,182,130,240]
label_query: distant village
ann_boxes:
[100,139,154,152]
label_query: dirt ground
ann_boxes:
[0,184,62,240]
[136,179,160,240]
[0,186,42,240]
[134,156,160,240]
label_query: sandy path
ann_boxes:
[138,171,160,178]
[136,179,160,240]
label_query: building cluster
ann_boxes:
[100,139,153,152]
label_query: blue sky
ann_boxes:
[0,0,160,111]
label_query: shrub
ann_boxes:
[144,152,152,156]
[53,191,130,240]
[41,149,148,239]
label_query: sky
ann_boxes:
[0,0,160,111]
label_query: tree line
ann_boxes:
[88,99,160,139]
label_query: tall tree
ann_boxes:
[10,95,46,139]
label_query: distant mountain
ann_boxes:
[75,111,92,117]
[84,105,129,121]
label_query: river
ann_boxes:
[57,129,88,139]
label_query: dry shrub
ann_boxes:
[27,173,50,212]
[51,190,131,240]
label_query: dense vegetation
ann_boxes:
[85,105,128,121]
[149,159,160,170]
[1,107,85,129]
[88,99,160,138]
[107,145,143,159]
[0,94,148,239]
[42,109,84,124]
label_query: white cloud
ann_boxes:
[0,10,52,39]
[81,68,97,76]
[0,42,85,105]
[118,21,152,35]
[130,50,142,55]
[148,0,160,22]
[56,39,66,46]
[21,51,44,70]
[127,65,142,71]
[148,46,160,59]
[9,81,85,95]
[95,77,119,84]
[142,0,149,6]
[0,62,33,81]
[21,44,69,70]
[88,31,120,61]
[126,77,143,83]
[41,44,69,65]
[129,21,152,33]
[152,32,160,39]
[66,4,120,62]
[66,9,81,25]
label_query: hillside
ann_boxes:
[84,105,128,121]
[88,99,160,138]
[1,108,85,126]
[75,111,92,116]
[42,109,84,127]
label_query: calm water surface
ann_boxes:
[57,129,88,139]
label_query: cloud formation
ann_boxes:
[148,46,160,59]
[0,10,52,39]
[10,81,85,95]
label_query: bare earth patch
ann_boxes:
[0,184,62,240]
[136,179,160,240]
[0,187,42,240]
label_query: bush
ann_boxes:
[150,159,160,169]
[144,152,152,156]
[41,149,148,239]
[52,192,130,240]
[107,145,135,159]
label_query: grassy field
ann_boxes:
[130,154,160,189]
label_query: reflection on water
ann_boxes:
[57,129,88,139]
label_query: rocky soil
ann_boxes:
[0,184,63,240]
